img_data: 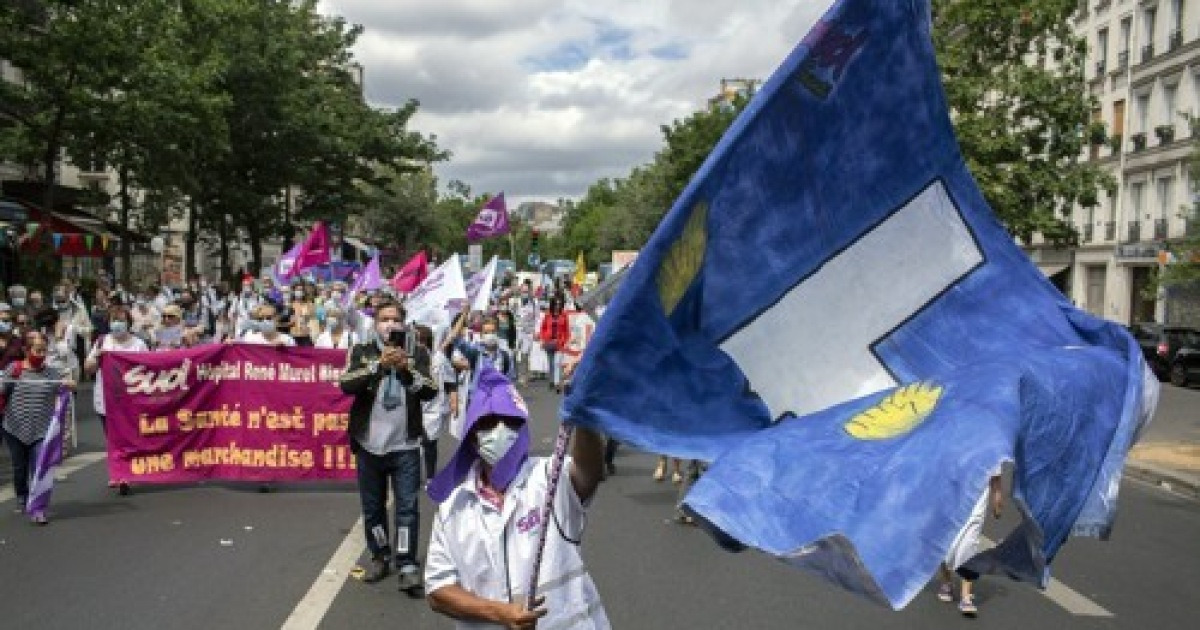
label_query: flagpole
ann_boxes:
[524,422,574,608]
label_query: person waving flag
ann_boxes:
[561,0,1156,610]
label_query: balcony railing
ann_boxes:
[1169,29,1182,51]
[1126,220,1142,242]
[1104,220,1116,241]
[1116,50,1129,70]
[1083,224,1095,242]
[1131,132,1147,152]
[1141,43,1154,63]
[1095,59,1107,77]
[1154,218,1168,240]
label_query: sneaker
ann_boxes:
[31,513,48,525]
[937,583,953,603]
[959,595,977,617]
[361,556,390,583]
[606,462,616,476]
[13,500,27,515]
[397,564,422,591]
[653,461,666,482]
[118,482,132,496]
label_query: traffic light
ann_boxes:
[530,229,540,252]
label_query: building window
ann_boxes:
[1135,93,1150,133]
[1162,83,1178,127]
[1168,0,1184,49]
[1118,17,1132,68]
[1143,6,1158,54]
[1097,28,1109,75]
[1158,177,1175,220]
[1131,181,1145,219]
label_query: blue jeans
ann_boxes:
[352,441,422,569]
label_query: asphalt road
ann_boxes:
[1,382,1198,629]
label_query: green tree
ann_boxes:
[0,0,131,210]
[932,0,1112,244]
[69,0,230,285]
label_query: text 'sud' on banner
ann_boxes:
[102,345,358,483]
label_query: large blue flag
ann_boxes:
[561,0,1157,610]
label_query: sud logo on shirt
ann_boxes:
[516,507,542,534]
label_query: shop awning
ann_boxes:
[18,202,117,258]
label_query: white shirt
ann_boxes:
[87,333,148,415]
[421,351,456,441]
[358,366,421,456]
[315,328,358,349]
[426,458,609,629]
[238,331,296,347]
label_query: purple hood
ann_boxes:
[427,363,531,502]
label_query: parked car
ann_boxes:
[1128,323,1200,380]
[1169,335,1200,387]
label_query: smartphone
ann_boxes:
[387,328,409,349]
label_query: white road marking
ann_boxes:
[720,180,983,419]
[979,536,1113,617]
[0,451,107,503]
[280,517,366,630]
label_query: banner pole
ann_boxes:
[523,422,574,608]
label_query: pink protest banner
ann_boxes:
[101,344,357,484]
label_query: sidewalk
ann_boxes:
[1125,380,1200,499]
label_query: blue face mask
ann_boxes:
[109,321,130,335]
[0,321,11,334]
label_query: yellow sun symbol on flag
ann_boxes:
[843,382,943,440]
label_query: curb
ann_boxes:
[1124,461,1200,500]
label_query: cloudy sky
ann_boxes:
[318,0,832,205]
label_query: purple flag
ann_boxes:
[466,193,510,243]
[272,241,302,283]
[25,388,72,519]
[343,254,382,307]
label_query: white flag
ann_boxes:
[405,256,467,327]
[465,255,498,313]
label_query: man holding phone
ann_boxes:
[339,300,438,593]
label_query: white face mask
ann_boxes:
[480,332,499,350]
[476,423,519,466]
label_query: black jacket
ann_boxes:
[338,341,437,448]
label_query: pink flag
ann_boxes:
[392,250,429,292]
[466,193,510,242]
[277,222,332,280]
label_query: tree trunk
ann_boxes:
[218,213,231,281]
[247,220,263,276]
[185,199,199,281]
[118,165,134,286]
[40,68,78,212]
